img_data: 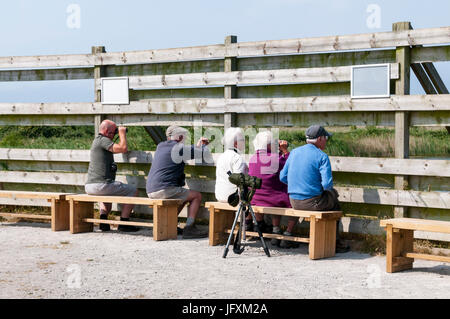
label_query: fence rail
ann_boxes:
[0,22,449,240]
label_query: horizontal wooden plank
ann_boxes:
[403,252,450,262]
[380,218,450,233]
[1,27,449,69]
[1,95,448,115]
[0,45,226,69]
[224,229,310,243]
[238,50,396,70]
[68,194,181,206]
[0,190,69,200]
[411,45,450,63]
[0,213,52,220]
[0,68,93,82]
[95,64,399,90]
[206,201,342,219]
[233,27,450,57]
[0,149,448,178]
[83,218,154,228]
[337,187,450,209]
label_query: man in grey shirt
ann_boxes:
[147,125,211,239]
[85,120,139,232]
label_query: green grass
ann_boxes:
[0,126,448,158]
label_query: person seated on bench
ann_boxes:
[85,120,139,232]
[146,125,211,239]
[215,127,248,205]
[280,125,350,253]
[249,131,298,248]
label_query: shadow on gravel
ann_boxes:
[407,265,450,276]
[0,222,51,229]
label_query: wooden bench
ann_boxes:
[0,191,71,231]
[66,194,182,241]
[205,202,343,260]
[380,218,450,273]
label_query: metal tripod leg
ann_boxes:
[248,205,271,257]
[222,204,243,259]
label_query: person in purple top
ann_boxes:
[248,131,299,248]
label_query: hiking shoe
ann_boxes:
[255,220,272,234]
[182,225,208,239]
[118,218,140,233]
[279,232,300,249]
[336,240,351,253]
[279,240,300,249]
[99,214,110,232]
[244,219,253,232]
[270,230,281,247]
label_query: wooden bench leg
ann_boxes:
[209,207,235,246]
[51,199,70,232]
[70,200,94,234]
[386,224,414,273]
[309,216,337,260]
[153,205,178,241]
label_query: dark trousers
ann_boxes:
[290,189,342,241]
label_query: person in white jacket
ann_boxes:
[215,128,248,204]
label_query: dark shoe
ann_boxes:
[99,214,110,232]
[336,240,351,253]
[279,232,300,249]
[245,219,253,232]
[118,218,140,233]
[271,230,281,247]
[279,240,300,249]
[182,225,208,239]
[255,220,272,234]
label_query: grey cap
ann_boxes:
[166,125,188,138]
[305,125,332,139]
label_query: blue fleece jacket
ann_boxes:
[280,143,333,200]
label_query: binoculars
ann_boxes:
[114,128,128,135]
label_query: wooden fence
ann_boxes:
[0,22,449,240]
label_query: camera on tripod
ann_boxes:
[227,172,262,206]
[223,172,270,258]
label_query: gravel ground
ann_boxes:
[0,222,449,299]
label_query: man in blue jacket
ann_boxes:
[280,125,349,252]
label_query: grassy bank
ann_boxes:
[0,126,448,158]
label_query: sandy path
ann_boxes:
[0,222,449,299]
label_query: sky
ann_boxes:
[0,0,449,102]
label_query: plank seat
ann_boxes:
[66,194,182,241]
[0,190,71,231]
[205,202,343,260]
[380,218,450,273]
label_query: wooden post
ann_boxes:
[92,46,107,136]
[224,36,237,130]
[209,207,235,246]
[309,216,337,260]
[51,198,70,232]
[153,204,178,241]
[386,224,414,273]
[70,199,94,234]
[392,22,411,218]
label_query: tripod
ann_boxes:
[222,198,270,258]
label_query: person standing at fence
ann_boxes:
[146,125,211,239]
[280,125,350,253]
[215,127,248,205]
[85,120,139,232]
[249,131,298,248]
